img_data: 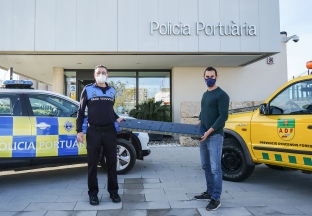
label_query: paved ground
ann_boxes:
[0,146,312,216]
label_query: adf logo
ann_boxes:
[277,119,295,141]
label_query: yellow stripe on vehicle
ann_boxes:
[13,117,31,136]
[36,135,59,157]
[0,136,13,157]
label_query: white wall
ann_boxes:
[0,0,280,53]
[172,41,288,122]
[0,0,35,51]
[34,0,118,52]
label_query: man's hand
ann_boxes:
[77,132,84,143]
[116,117,125,124]
[200,128,214,142]
[200,131,209,142]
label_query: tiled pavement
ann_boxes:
[0,146,312,216]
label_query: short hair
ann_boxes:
[204,67,217,76]
[94,65,108,73]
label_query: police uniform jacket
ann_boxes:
[76,83,119,133]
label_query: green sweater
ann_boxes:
[199,87,230,137]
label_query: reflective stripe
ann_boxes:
[262,152,312,166]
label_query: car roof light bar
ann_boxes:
[1,80,34,89]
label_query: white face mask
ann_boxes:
[95,74,107,83]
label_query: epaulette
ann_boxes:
[85,83,95,87]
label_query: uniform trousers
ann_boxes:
[86,124,119,196]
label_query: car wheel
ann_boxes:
[100,138,137,175]
[222,138,255,182]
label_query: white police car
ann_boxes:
[0,80,150,174]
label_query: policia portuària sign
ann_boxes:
[277,119,295,141]
[150,21,257,36]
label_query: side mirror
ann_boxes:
[259,103,267,115]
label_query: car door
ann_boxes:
[0,93,34,169]
[250,78,312,168]
[26,93,87,159]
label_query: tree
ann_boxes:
[108,80,136,112]
[129,100,170,122]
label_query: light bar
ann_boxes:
[1,80,34,89]
[2,80,33,86]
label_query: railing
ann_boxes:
[291,70,310,80]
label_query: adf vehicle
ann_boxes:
[0,80,150,174]
[222,61,312,181]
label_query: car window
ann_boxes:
[0,94,22,116]
[28,94,78,117]
[269,79,312,115]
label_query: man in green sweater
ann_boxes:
[194,67,229,211]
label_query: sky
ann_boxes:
[280,0,312,79]
[1,1,311,80]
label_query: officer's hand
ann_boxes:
[77,132,84,143]
[116,118,125,124]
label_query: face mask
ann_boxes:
[205,78,216,87]
[95,74,107,83]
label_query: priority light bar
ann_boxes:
[1,80,34,89]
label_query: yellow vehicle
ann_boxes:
[222,61,312,181]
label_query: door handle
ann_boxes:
[308,125,312,129]
[34,122,51,130]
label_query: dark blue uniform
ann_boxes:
[77,83,119,196]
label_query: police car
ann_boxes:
[0,80,150,174]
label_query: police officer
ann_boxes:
[76,65,124,206]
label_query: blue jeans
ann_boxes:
[199,134,223,201]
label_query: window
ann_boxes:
[72,69,171,120]
[0,95,21,116]
[0,97,12,115]
[28,94,78,117]
[139,71,170,105]
[64,71,77,100]
[107,71,136,115]
[269,79,312,115]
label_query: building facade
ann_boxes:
[0,0,287,122]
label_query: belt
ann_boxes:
[88,124,115,132]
